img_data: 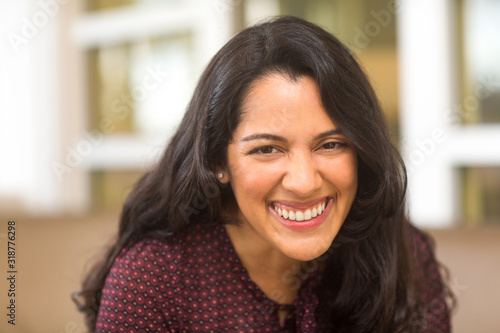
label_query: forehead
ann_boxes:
[242,73,317,111]
[235,74,336,136]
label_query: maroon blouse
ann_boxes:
[96,223,450,332]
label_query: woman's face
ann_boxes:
[224,74,358,261]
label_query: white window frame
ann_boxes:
[398,0,500,227]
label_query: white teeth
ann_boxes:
[273,200,328,222]
[295,211,304,221]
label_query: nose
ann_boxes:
[281,152,322,197]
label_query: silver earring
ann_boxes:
[217,172,224,179]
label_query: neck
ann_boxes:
[225,223,303,305]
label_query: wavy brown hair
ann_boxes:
[76,16,450,332]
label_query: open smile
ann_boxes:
[272,199,328,221]
[269,198,333,232]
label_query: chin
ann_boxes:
[279,236,335,262]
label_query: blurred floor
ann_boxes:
[0,214,498,333]
[0,213,118,333]
[427,226,500,332]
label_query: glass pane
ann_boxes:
[91,170,143,211]
[87,33,194,135]
[462,167,500,224]
[87,46,134,133]
[132,34,194,134]
[460,0,500,124]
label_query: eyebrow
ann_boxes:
[240,129,342,143]
[241,134,287,142]
[313,129,342,140]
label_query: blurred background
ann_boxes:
[0,0,499,332]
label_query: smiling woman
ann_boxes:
[75,16,453,332]
[223,74,358,264]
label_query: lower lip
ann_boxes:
[269,198,333,232]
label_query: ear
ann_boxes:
[215,169,230,184]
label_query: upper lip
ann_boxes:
[270,197,329,210]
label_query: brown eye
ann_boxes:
[319,141,347,151]
[250,146,280,155]
[258,146,278,154]
[322,142,338,150]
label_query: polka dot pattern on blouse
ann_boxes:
[95,223,450,332]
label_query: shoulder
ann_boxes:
[407,224,452,332]
[113,221,223,264]
[106,236,180,286]
[104,222,225,287]
[96,223,225,332]
[96,237,178,332]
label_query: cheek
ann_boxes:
[228,159,284,204]
[343,158,358,190]
[324,153,358,194]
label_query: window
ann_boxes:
[458,0,500,224]
[74,1,232,211]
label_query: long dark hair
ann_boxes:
[77,16,442,332]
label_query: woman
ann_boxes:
[76,16,453,332]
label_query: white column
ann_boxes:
[0,1,68,214]
[397,0,457,227]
